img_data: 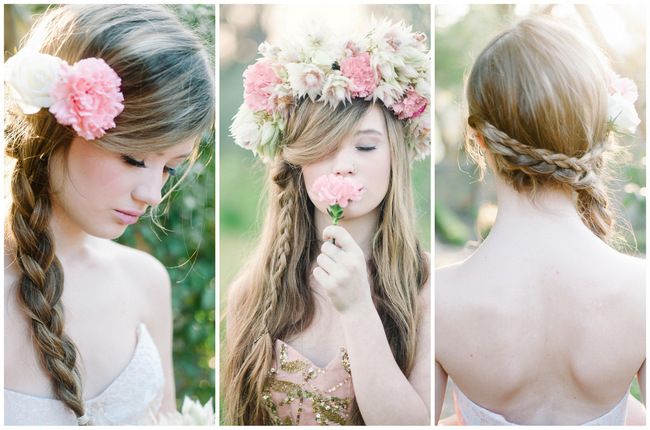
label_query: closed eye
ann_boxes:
[121,154,146,168]
[356,146,377,151]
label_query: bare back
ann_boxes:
[436,227,645,425]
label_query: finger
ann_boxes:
[322,225,358,253]
[316,251,338,274]
[312,266,331,289]
[320,240,343,259]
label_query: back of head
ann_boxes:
[466,16,617,240]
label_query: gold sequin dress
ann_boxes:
[263,340,354,425]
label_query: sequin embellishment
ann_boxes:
[263,343,353,425]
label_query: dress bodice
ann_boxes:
[264,340,355,425]
[4,323,164,426]
[452,381,629,426]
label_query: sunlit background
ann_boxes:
[435,4,646,269]
[434,4,646,419]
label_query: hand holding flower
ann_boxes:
[313,225,373,314]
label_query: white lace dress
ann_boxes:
[4,323,164,425]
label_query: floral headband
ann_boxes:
[607,71,640,135]
[4,49,124,140]
[230,18,431,162]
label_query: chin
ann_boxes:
[88,225,129,240]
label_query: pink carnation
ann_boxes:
[49,58,124,140]
[243,62,280,113]
[340,52,379,98]
[391,87,427,120]
[310,174,365,208]
[608,71,638,103]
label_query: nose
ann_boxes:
[132,171,164,207]
[332,152,356,176]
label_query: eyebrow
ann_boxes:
[355,129,384,136]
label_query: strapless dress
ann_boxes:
[4,323,164,425]
[452,381,629,426]
[263,340,355,425]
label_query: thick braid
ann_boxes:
[9,158,90,424]
[478,121,613,239]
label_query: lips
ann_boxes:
[115,209,145,225]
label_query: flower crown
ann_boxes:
[4,49,124,140]
[230,18,431,162]
[607,71,641,135]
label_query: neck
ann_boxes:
[49,202,94,261]
[488,176,589,240]
[314,207,378,258]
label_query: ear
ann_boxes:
[473,131,486,149]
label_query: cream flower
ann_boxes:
[607,93,640,134]
[285,63,325,101]
[4,49,63,114]
[156,397,215,426]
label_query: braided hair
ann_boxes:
[466,16,617,241]
[5,4,214,424]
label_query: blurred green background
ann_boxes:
[434,5,646,417]
[435,4,646,269]
[219,3,431,422]
[5,4,216,409]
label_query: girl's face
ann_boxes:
[303,104,392,224]
[49,136,194,239]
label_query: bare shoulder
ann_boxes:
[99,239,171,321]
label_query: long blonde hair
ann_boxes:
[465,16,617,242]
[222,99,428,424]
[5,4,214,423]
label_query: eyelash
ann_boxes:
[356,146,377,151]
[121,155,179,176]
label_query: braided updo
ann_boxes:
[465,16,616,241]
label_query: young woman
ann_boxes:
[3,4,214,425]
[223,19,431,425]
[435,16,645,425]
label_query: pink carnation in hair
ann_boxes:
[243,62,280,113]
[390,87,427,120]
[608,71,638,103]
[310,174,365,208]
[340,52,379,98]
[49,58,124,140]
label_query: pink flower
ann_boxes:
[49,58,124,140]
[340,52,379,98]
[243,62,280,113]
[608,71,638,103]
[310,174,365,208]
[390,87,427,120]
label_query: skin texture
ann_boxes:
[435,137,645,425]
[5,136,195,418]
[295,105,431,424]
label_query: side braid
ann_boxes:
[477,121,614,240]
[9,157,90,424]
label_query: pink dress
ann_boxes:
[264,340,355,425]
[452,381,629,426]
[4,323,164,425]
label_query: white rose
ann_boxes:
[4,49,63,114]
[607,93,641,134]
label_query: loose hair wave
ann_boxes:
[222,99,428,424]
[465,16,618,242]
[5,4,214,423]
